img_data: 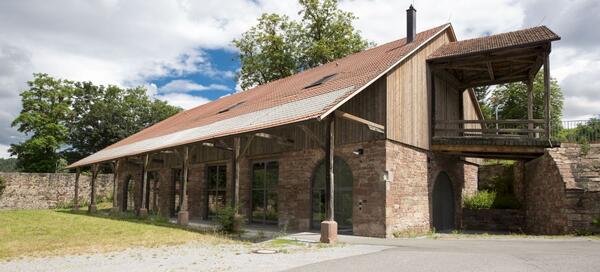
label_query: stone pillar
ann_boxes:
[111,160,120,213]
[138,154,149,218]
[321,116,337,244]
[73,167,80,211]
[178,146,190,225]
[89,164,99,213]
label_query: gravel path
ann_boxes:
[0,241,389,272]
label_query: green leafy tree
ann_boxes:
[489,70,564,131]
[66,84,182,162]
[10,74,74,172]
[233,0,372,90]
[472,86,493,120]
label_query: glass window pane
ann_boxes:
[217,165,227,189]
[253,163,265,189]
[252,190,265,222]
[207,166,217,190]
[266,191,278,222]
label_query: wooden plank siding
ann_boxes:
[385,30,454,150]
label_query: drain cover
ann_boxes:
[253,249,278,254]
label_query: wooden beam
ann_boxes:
[431,67,462,88]
[178,146,189,225]
[73,168,80,211]
[445,65,488,72]
[335,110,385,134]
[326,117,335,222]
[89,164,99,213]
[544,52,551,140]
[486,62,495,80]
[111,160,120,212]
[232,137,241,208]
[461,74,529,89]
[217,139,230,149]
[202,142,232,151]
[139,154,149,217]
[298,125,325,149]
[239,135,255,158]
[431,143,547,155]
[527,79,534,137]
[255,132,295,146]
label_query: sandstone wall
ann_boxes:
[525,143,600,234]
[0,172,113,210]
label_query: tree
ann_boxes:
[489,70,564,130]
[472,86,493,120]
[11,74,182,172]
[66,84,182,163]
[10,74,74,172]
[233,0,372,90]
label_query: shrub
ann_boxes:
[593,218,600,227]
[492,194,521,209]
[216,206,244,233]
[464,190,496,209]
[0,176,5,196]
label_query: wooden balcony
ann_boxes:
[432,119,556,159]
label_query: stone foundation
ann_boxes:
[462,208,525,232]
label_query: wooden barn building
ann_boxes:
[68,6,560,240]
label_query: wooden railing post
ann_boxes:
[527,79,534,138]
[111,160,120,213]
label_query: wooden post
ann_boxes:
[178,146,190,225]
[543,53,551,140]
[73,167,80,211]
[232,137,240,207]
[111,160,120,213]
[320,116,337,244]
[139,154,149,217]
[527,79,534,138]
[89,164,99,213]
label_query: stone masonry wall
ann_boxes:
[525,143,600,234]
[0,172,113,210]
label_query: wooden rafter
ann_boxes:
[255,132,295,146]
[335,110,385,134]
[298,124,325,149]
[486,62,495,80]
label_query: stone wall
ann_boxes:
[462,208,524,232]
[525,143,600,234]
[0,172,113,210]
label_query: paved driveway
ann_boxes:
[286,237,600,272]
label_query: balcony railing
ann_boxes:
[554,119,600,144]
[434,119,548,139]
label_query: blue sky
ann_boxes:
[0,0,599,158]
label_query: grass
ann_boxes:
[0,206,235,260]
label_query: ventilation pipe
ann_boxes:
[407,5,416,43]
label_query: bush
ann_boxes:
[593,218,600,227]
[0,176,5,196]
[216,206,244,233]
[492,194,521,209]
[464,190,496,209]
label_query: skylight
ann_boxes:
[303,73,337,89]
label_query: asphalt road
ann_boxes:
[286,238,600,272]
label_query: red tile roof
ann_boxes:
[68,24,451,168]
[429,26,560,60]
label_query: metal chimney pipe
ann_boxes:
[407,5,416,43]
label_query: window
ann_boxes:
[303,73,337,89]
[251,161,279,224]
[206,165,227,218]
[311,157,353,229]
[171,169,182,216]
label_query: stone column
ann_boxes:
[73,167,80,211]
[138,154,149,218]
[89,164,99,213]
[320,116,338,244]
[178,146,190,225]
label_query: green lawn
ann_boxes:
[0,207,234,260]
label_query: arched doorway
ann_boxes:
[311,157,353,231]
[432,172,455,231]
[122,175,136,212]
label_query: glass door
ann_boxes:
[251,161,279,224]
[206,165,227,218]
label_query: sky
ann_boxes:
[0,0,599,158]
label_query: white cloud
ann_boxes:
[0,144,11,159]
[0,0,598,149]
[159,79,230,93]
[155,93,211,110]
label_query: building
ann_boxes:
[68,6,561,240]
